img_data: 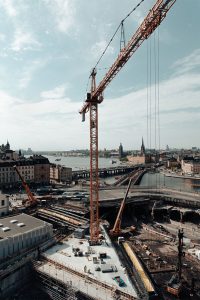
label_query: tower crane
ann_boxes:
[79,0,177,243]
[13,165,37,208]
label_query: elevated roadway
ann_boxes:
[97,187,200,208]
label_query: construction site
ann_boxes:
[0,0,200,299]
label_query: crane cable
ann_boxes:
[154,30,158,187]
[146,29,160,189]
[85,0,146,93]
[94,0,145,70]
[153,29,161,188]
[157,27,161,188]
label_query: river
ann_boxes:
[43,155,121,171]
[140,172,200,193]
[42,156,200,192]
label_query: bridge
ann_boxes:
[96,187,200,209]
[72,165,138,179]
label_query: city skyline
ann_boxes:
[0,0,199,150]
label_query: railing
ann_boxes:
[35,256,138,300]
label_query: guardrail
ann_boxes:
[36,256,137,300]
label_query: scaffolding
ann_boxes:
[33,261,81,300]
[32,258,137,300]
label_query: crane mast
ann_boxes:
[80,0,177,243]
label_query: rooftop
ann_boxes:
[41,226,138,299]
[0,213,49,239]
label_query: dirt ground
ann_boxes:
[128,221,200,299]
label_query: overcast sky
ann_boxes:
[0,0,199,151]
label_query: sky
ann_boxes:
[0,0,199,151]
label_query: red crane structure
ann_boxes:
[80,0,177,243]
[109,177,133,237]
[13,165,37,207]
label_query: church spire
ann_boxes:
[141,137,145,155]
[6,140,10,150]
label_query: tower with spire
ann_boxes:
[141,137,145,156]
[119,143,123,159]
[6,140,10,151]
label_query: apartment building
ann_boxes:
[181,157,200,174]
[0,155,50,189]
[50,164,72,183]
[29,155,50,185]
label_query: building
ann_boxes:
[29,155,50,185]
[0,194,9,217]
[119,143,124,159]
[141,137,145,156]
[0,141,19,160]
[50,164,72,183]
[0,140,10,152]
[0,213,53,262]
[167,157,180,169]
[15,159,35,183]
[0,155,50,189]
[181,157,200,174]
[127,155,146,165]
[127,138,150,165]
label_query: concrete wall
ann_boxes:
[0,195,9,217]
[0,262,32,300]
[0,224,53,262]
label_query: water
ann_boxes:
[28,155,200,192]
[43,155,121,171]
[140,172,200,193]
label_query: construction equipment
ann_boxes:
[166,229,184,296]
[109,177,133,236]
[13,165,37,208]
[79,0,177,243]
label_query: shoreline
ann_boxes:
[161,172,200,180]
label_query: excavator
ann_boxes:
[13,165,38,208]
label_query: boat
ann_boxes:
[55,158,61,161]
[111,160,117,164]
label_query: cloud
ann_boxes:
[0,89,86,150]
[0,0,17,17]
[44,0,76,34]
[11,29,41,52]
[98,70,200,149]
[19,59,47,89]
[0,1,41,53]
[40,84,69,99]
[172,49,200,75]
[0,64,199,150]
[91,40,114,60]
[0,33,6,42]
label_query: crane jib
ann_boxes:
[80,0,176,115]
